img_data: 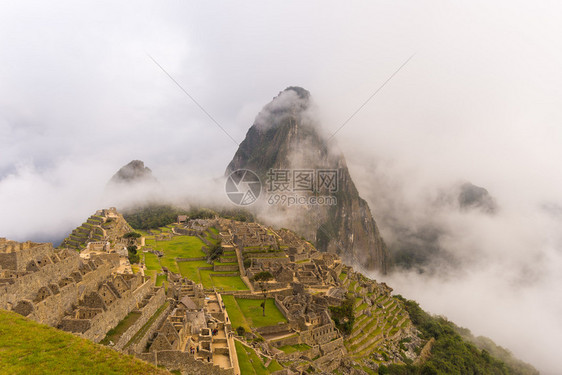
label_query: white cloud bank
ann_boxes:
[1,1,561,373]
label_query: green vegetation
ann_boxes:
[127,245,139,264]
[235,298,287,328]
[329,293,355,335]
[144,252,160,272]
[456,330,538,375]
[177,260,209,282]
[223,296,286,329]
[207,240,223,261]
[210,274,248,291]
[216,207,255,222]
[155,273,167,287]
[379,296,527,375]
[139,228,247,291]
[223,295,251,332]
[278,343,311,354]
[0,310,169,374]
[144,235,206,273]
[123,204,186,230]
[252,271,274,316]
[235,340,280,375]
[123,204,254,230]
[199,269,248,291]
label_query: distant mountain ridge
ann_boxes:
[226,87,390,273]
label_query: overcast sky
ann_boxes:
[1,1,562,373]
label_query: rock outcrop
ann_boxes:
[226,87,390,273]
[457,182,497,214]
[109,160,156,185]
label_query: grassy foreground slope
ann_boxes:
[0,309,170,375]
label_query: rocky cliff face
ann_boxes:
[226,87,389,273]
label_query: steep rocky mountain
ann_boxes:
[226,87,389,273]
[108,160,156,185]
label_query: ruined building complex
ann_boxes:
[1,210,421,374]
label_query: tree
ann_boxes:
[123,232,142,239]
[127,245,139,264]
[252,271,273,316]
[236,326,246,337]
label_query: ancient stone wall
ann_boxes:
[274,297,291,320]
[0,242,53,271]
[114,287,166,350]
[1,252,114,328]
[176,257,206,262]
[275,344,320,362]
[127,302,173,355]
[213,264,239,272]
[81,278,154,343]
[319,337,344,355]
[255,323,292,336]
[31,263,114,327]
[271,333,301,348]
[0,253,81,308]
[313,347,343,372]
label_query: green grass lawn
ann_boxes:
[144,235,206,274]
[267,359,283,372]
[211,275,249,291]
[205,227,219,245]
[235,340,272,375]
[235,298,287,328]
[155,273,167,287]
[199,270,248,291]
[143,252,160,271]
[222,295,251,331]
[177,260,210,283]
[0,310,169,374]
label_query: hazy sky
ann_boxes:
[1,1,562,373]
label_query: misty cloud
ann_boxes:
[1,1,562,373]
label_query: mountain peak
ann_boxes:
[109,160,156,185]
[226,88,389,273]
[283,86,310,99]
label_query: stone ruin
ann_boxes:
[136,279,236,375]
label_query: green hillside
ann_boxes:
[0,309,170,375]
